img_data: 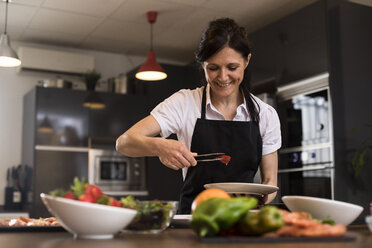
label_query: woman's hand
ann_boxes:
[257,192,277,205]
[156,138,197,170]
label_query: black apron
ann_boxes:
[178,86,262,214]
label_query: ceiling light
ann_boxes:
[83,92,106,110]
[0,0,21,67]
[37,116,53,133]
[135,11,167,81]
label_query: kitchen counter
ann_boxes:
[0,225,371,248]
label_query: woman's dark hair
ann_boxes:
[195,18,260,123]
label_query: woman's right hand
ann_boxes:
[156,138,197,170]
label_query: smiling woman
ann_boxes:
[116,17,281,214]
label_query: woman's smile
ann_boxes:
[215,81,233,88]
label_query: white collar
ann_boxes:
[205,84,249,116]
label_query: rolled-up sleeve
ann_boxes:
[259,105,282,155]
[150,90,189,138]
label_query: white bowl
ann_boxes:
[282,195,363,225]
[40,193,137,239]
[366,216,372,232]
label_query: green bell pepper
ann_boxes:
[238,205,284,235]
[190,197,258,237]
[237,211,260,235]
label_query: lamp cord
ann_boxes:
[4,0,9,34]
[150,22,153,51]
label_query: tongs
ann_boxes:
[194,153,225,162]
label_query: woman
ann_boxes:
[116,18,281,214]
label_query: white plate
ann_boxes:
[204,183,278,195]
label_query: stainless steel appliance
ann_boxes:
[88,148,147,196]
[276,72,334,200]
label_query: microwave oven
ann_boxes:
[88,148,147,196]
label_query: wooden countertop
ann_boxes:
[0,226,371,248]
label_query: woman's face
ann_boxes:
[202,47,250,98]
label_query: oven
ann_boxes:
[276,72,334,200]
[88,138,147,196]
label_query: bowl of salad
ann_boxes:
[121,196,178,233]
[41,178,137,239]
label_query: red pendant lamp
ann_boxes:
[135,11,167,81]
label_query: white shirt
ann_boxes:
[151,84,282,178]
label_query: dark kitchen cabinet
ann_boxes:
[33,88,90,147]
[30,150,88,218]
[248,0,328,87]
[22,87,149,217]
[26,87,150,147]
[88,93,151,139]
[22,87,89,217]
[327,1,372,224]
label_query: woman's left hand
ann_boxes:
[257,192,277,205]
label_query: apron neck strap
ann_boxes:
[201,86,207,119]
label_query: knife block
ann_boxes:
[4,186,22,210]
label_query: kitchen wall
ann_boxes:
[0,42,182,207]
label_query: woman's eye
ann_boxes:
[206,65,238,71]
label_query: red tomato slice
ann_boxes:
[218,155,231,165]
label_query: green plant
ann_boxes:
[351,124,372,176]
[83,70,101,90]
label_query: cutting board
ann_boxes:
[0,226,65,233]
